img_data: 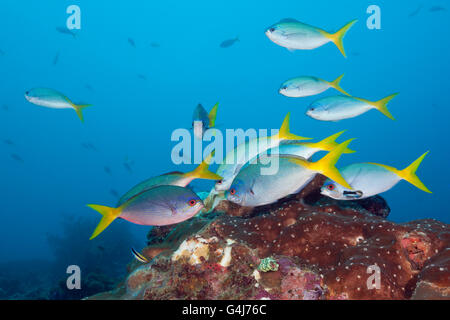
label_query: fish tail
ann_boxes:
[327,73,350,96]
[73,104,92,122]
[301,131,356,153]
[131,248,149,263]
[291,139,354,189]
[398,152,432,193]
[208,102,219,127]
[278,112,311,141]
[187,151,222,181]
[372,93,399,120]
[87,204,122,240]
[327,19,358,58]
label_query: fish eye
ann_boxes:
[310,108,315,111]
[188,199,197,206]
[229,188,236,195]
[217,180,222,185]
[327,184,335,191]
[269,28,275,32]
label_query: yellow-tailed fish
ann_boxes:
[117,153,221,206]
[214,112,311,193]
[226,139,354,207]
[265,18,357,57]
[88,185,204,240]
[306,93,399,121]
[192,102,219,139]
[321,152,432,200]
[279,74,349,98]
[25,88,91,122]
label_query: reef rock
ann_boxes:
[90,178,449,300]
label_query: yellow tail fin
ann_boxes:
[327,74,350,96]
[278,112,311,141]
[73,104,92,122]
[87,204,122,240]
[299,131,356,153]
[289,139,354,189]
[370,93,399,120]
[399,152,432,193]
[186,152,222,181]
[208,102,219,128]
[325,20,358,58]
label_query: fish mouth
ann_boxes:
[227,195,242,205]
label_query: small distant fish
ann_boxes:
[53,52,59,65]
[2,139,14,146]
[409,5,423,17]
[110,189,119,198]
[128,38,136,48]
[81,142,98,152]
[10,153,23,162]
[321,152,432,200]
[306,93,399,122]
[265,18,357,58]
[279,74,349,98]
[25,88,91,122]
[97,245,105,252]
[131,248,149,263]
[87,185,204,239]
[104,166,112,176]
[220,37,239,48]
[117,153,220,206]
[150,42,160,48]
[2,104,8,111]
[0,49,5,56]
[56,26,76,38]
[123,157,134,174]
[192,103,219,140]
[137,74,147,81]
[85,84,95,92]
[429,6,446,12]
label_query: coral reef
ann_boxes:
[89,176,449,300]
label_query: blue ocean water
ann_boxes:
[0,0,448,296]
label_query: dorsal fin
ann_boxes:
[279,18,299,23]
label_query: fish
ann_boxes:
[267,131,355,160]
[81,142,98,152]
[429,6,446,12]
[123,158,134,174]
[214,112,311,194]
[128,37,136,48]
[110,189,119,198]
[137,74,147,80]
[2,139,15,146]
[265,18,357,57]
[409,5,423,17]
[321,152,432,200]
[279,74,349,98]
[10,153,23,162]
[1,104,8,111]
[53,52,59,65]
[150,42,160,48]
[24,88,91,122]
[226,140,353,207]
[0,49,5,56]
[117,153,221,206]
[56,27,76,38]
[104,166,112,175]
[306,93,399,121]
[220,37,239,48]
[85,84,94,92]
[192,103,219,139]
[131,248,149,263]
[87,185,204,239]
